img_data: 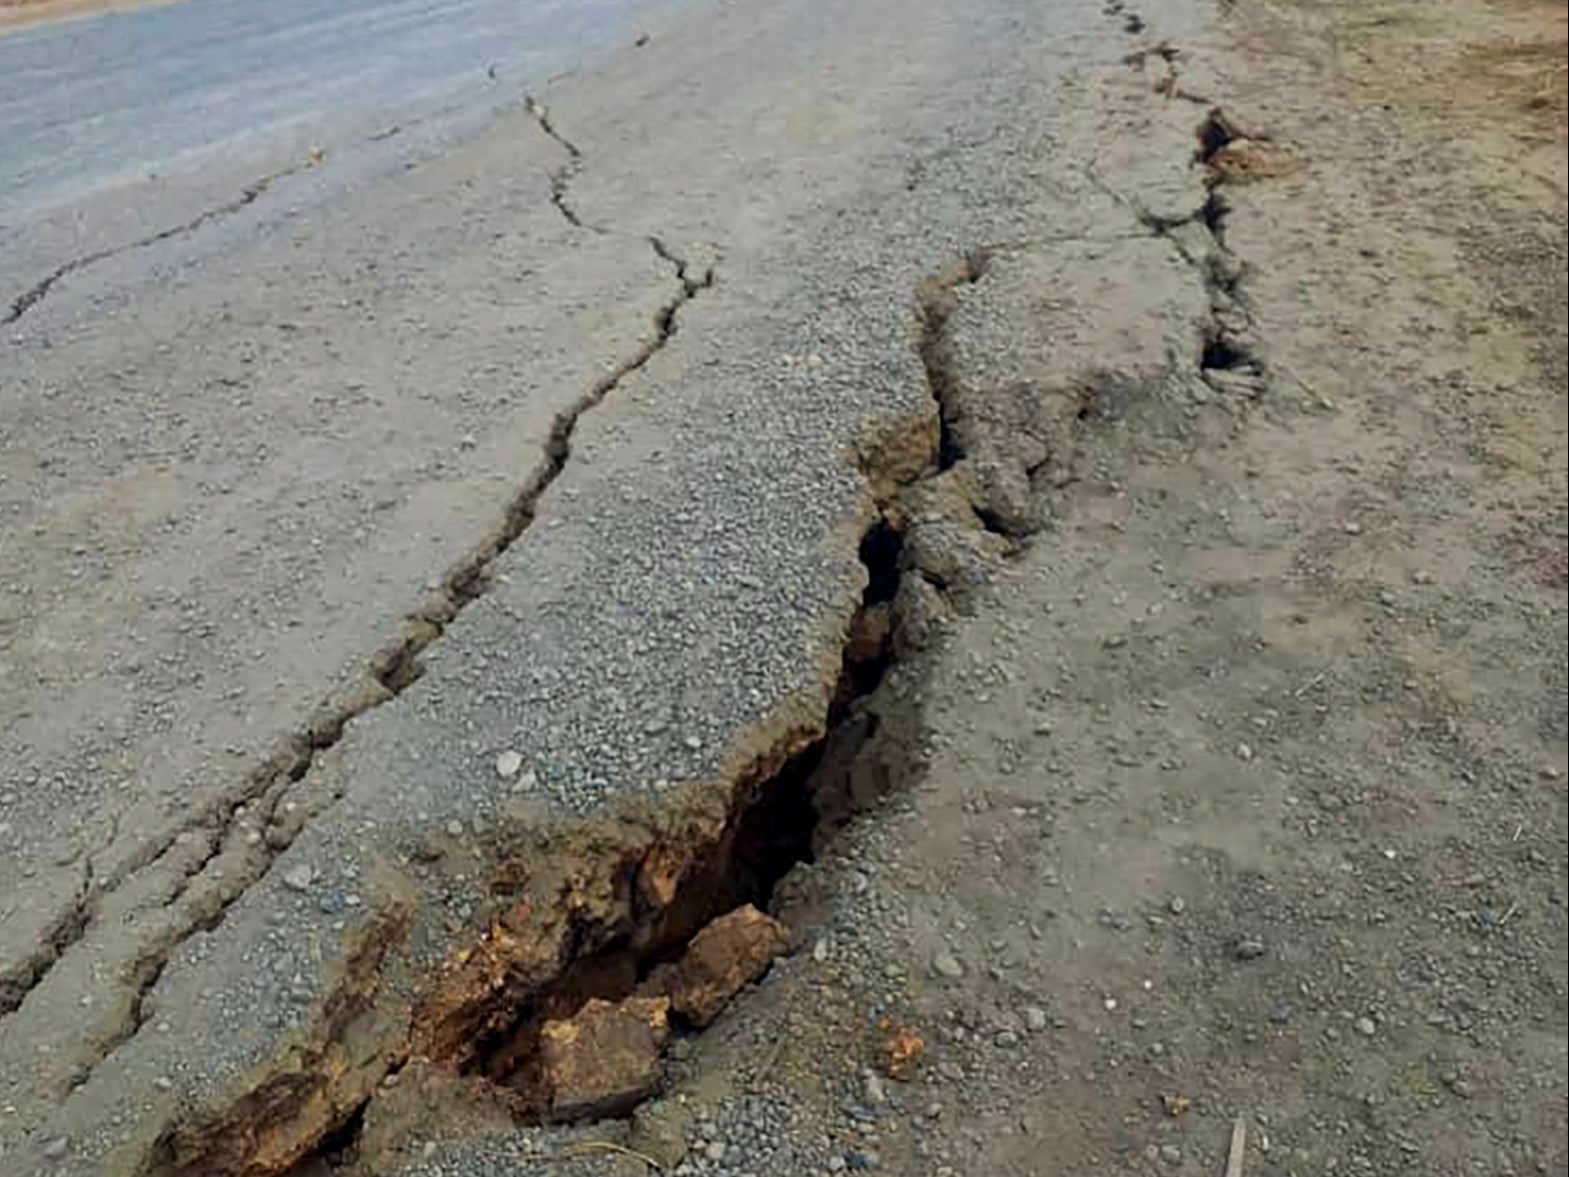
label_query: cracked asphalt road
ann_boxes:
[7,0,1560,1173]
[0,0,670,314]
[2,0,1221,1170]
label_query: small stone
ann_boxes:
[1343,521,1363,535]
[1024,1006,1048,1032]
[705,1141,726,1162]
[1237,742,1254,761]
[494,750,523,779]
[863,1071,887,1105]
[1355,1016,1377,1036]
[932,951,964,980]
[628,1099,690,1168]
[1232,936,1267,961]
[1267,1000,1296,1025]
[847,1150,880,1171]
[446,819,464,837]
[812,937,830,963]
[281,863,314,892]
[40,1133,70,1161]
[1160,1144,1183,1165]
[1167,896,1186,915]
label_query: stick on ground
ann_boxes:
[1225,1116,1247,1177]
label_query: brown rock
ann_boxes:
[666,905,789,1028]
[878,1018,926,1079]
[541,996,672,1121]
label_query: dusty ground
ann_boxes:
[412,1,1567,1175]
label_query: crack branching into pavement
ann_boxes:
[1,151,325,327]
[0,861,93,1018]
[525,95,595,232]
[66,239,718,1101]
[372,237,714,692]
[3,100,679,1029]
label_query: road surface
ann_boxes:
[4,0,1562,1173]
[0,0,674,315]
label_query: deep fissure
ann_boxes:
[458,506,904,1095]
[279,252,978,1173]
[525,96,594,232]
[281,500,913,1173]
